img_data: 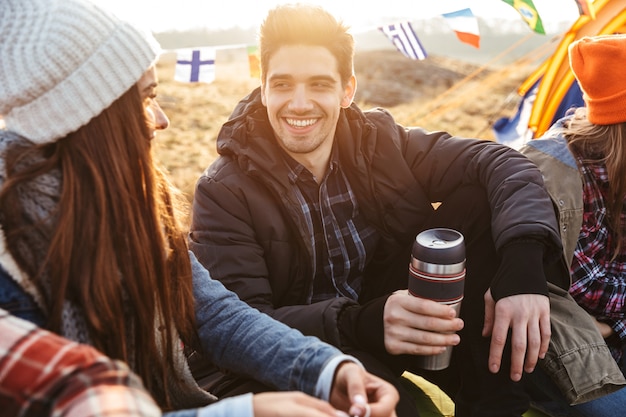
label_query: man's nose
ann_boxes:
[288,85,314,111]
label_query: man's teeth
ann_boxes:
[287,118,316,127]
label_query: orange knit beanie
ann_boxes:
[569,34,626,125]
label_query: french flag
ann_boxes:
[441,8,480,49]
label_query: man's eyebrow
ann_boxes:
[267,73,293,81]
[309,75,336,82]
[267,74,336,82]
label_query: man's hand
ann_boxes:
[482,289,550,381]
[383,289,464,356]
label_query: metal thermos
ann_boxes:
[409,228,465,370]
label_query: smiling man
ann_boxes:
[189,4,567,417]
[261,44,354,180]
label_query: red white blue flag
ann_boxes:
[442,8,480,49]
[379,22,427,60]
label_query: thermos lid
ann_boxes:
[413,228,465,265]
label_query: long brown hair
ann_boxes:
[0,84,198,409]
[565,107,626,258]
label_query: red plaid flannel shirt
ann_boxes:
[0,309,161,416]
[569,159,626,361]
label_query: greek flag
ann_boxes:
[379,22,427,61]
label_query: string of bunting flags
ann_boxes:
[172,0,595,84]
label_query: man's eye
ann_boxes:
[313,82,331,88]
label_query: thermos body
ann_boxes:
[409,228,465,371]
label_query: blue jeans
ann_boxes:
[526,349,626,417]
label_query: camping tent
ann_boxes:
[493,0,626,146]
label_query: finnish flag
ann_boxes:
[175,48,216,83]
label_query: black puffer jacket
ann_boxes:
[190,87,563,353]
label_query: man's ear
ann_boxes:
[341,75,357,108]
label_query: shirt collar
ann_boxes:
[284,141,340,185]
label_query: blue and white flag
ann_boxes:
[175,48,216,83]
[379,22,427,60]
[493,77,585,149]
[493,80,539,149]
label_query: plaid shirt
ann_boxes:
[568,158,626,361]
[0,309,161,417]
[284,147,380,303]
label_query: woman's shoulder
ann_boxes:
[520,121,577,170]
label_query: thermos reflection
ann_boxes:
[409,228,465,370]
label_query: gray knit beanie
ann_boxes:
[0,0,161,144]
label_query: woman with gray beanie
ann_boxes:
[0,1,398,416]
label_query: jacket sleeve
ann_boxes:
[399,125,564,298]
[407,130,558,244]
[189,171,354,346]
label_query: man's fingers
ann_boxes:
[482,289,495,337]
[508,319,528,381]
[487,317,508,374]
[384,327,460,356]
[539,312,551,358]
[487,294,551,381]
[523,318,540,374]
[383,292,463,356]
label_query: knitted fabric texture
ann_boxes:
[0,0,161,144]
[569,34,626,125]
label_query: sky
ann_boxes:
[91,0,582,33]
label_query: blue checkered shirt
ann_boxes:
[284,148,380,303]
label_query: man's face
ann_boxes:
[261,45,355,165]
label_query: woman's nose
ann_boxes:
[152,101,170,130]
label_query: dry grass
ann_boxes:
[153,50,533,205]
